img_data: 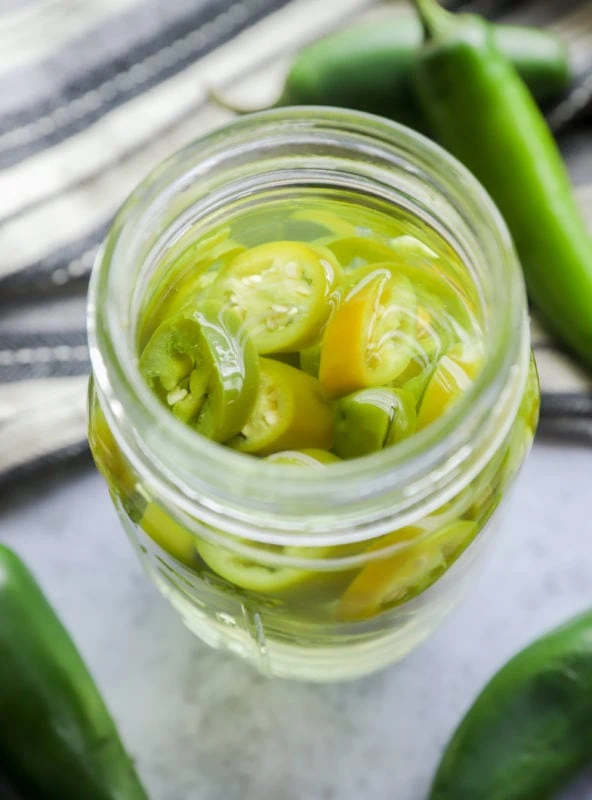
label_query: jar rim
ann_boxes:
[88,107,528,541]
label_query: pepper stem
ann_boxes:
[411,0,456,40]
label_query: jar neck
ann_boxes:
[88,108,529,545]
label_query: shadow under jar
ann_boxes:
[87,108,538,682]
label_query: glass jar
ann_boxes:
[87,108,538,682]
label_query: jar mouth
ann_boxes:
[88,107,528,540]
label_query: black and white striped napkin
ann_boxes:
[0,0,591,488]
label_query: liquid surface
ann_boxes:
[89,195,538,639]
[138,196,485,461]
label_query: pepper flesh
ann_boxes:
[320,266,417,397]
[229,358,335,454]
[417,343,482,430]
[212,242,337,354]
[0,545,148,800]
[140,303,259,441]
[337,520,476,621]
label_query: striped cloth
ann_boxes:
[0,0,591,487]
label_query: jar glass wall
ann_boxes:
[87,109,538,681]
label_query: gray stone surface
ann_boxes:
[0,438,591,800]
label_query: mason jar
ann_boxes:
[87,108,538,682]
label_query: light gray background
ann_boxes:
[0,437,591,800]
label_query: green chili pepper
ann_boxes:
[430,609,592,799]
[214,18,571,129]
[411,0,592,373]
[333,387,416,459]
[229,358,335,455]
[334,388,397,459]
[0,545,148,800]
[140,303,260,441]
